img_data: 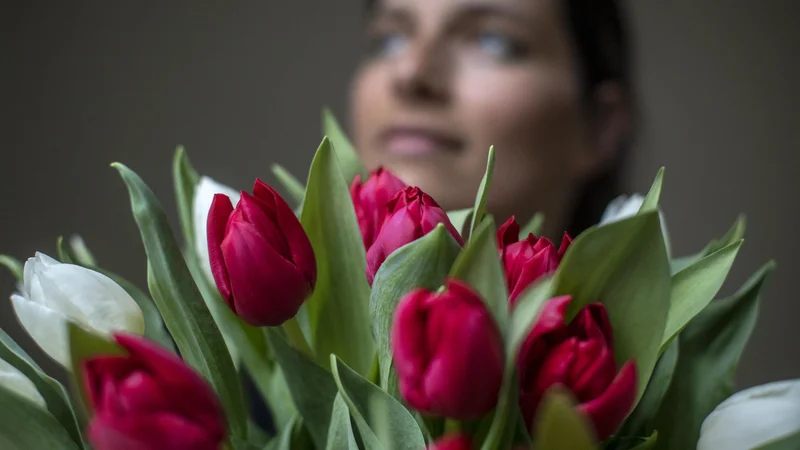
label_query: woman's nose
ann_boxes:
[391,40,451,105]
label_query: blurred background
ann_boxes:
[1,1,798,387]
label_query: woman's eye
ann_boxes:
[475,31,526,60]
[368,32,408,58]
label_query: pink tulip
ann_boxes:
[83,333,226,450]
[497,216,571,305]
[517,296,637,440]
[366,186,463,284]
[350,167,407,249]
[391,279,503,420]
[427,434,473,450]
[207,179,316,326]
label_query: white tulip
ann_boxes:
[10,253,144,368]
[193,176,240,282]
[0,358,45,407]
[698,379,800,450]
[600,193,646,225]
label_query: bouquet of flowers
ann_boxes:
[0,110,796,450]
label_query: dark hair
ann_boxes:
[560,0,635,236]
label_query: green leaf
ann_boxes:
[322,107,368,183]
[300,138,375,375]
[618,340,678,439]
[481,277,554,450]
[330,355,426,450]
[369,225,461,392]
[264,327,338,449]
[469,146,495,240]
[450,217,509,334]
[0,385,80,450]
[447,208,473,237]
[56,236,75,264]
[67,323,125,417]
[638,167,665,213]
[113,162,248,439]
[532,388,598,450]
[0,254,23,281]
[172,146,200,247]
[66,235,97,267]
[521,212,545,237]
[651,261,775,450]
[661,240,743,352]
[271,164,306,207]
[325,393,359,450]
[552,211,671,404]
[755,430,800,450]
[628,432,658,450]
[0,329,83,447]
[670,215,746,274]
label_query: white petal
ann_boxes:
[698,379,800,450]
[11,294,70,367]
[193,176,240,282]
[0,359,45,408]
[38,264,144,336]
[600,194,645,225]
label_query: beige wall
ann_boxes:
[1,1,797,385]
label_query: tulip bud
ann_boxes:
[366,186,463,284]
[698,379,800,450]
[0,358,45,407]
[350,168,407,249]
[207,179,316,327]
[497,217,571,305]
[392,279,503,420]
[10,253,144,368]
[517,296,636,440]
[427,435,473,450]
[83,333,226,450]
[192,176,241,283]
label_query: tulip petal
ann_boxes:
[35,264,144,337]
[207,194,235,302]
[497,216,521,250]
[237,192,291,260]
[269,181,317,288]
[89,412,221,450]
[221,220,310,326]
[578,360,637,440]
[192,176,240,282]
[11,293,70,366]
[392,289,432,410]
[114,334,226,437]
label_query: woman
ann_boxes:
[349,0,634,239]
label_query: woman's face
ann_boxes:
[351,0,614,234]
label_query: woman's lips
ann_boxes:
[380,127,464,156]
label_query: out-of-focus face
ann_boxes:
[350,0,620,236]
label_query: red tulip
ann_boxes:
[517,296,637,440]
[83,333,226,450]
[391,279,503,420]
[207,179,316,326]
[350,168,407,249]
[366,186,463,284]
[497,216,571,305]
[427,435,473,450]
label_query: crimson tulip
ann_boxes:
[517,296,637,440]
[350,167,407,249]
[83,333,226,450]
[366,186,463,284]
[427,435,473,450]
[391,279,503,420]
[497,216,571,305]
[207,179,316,326]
